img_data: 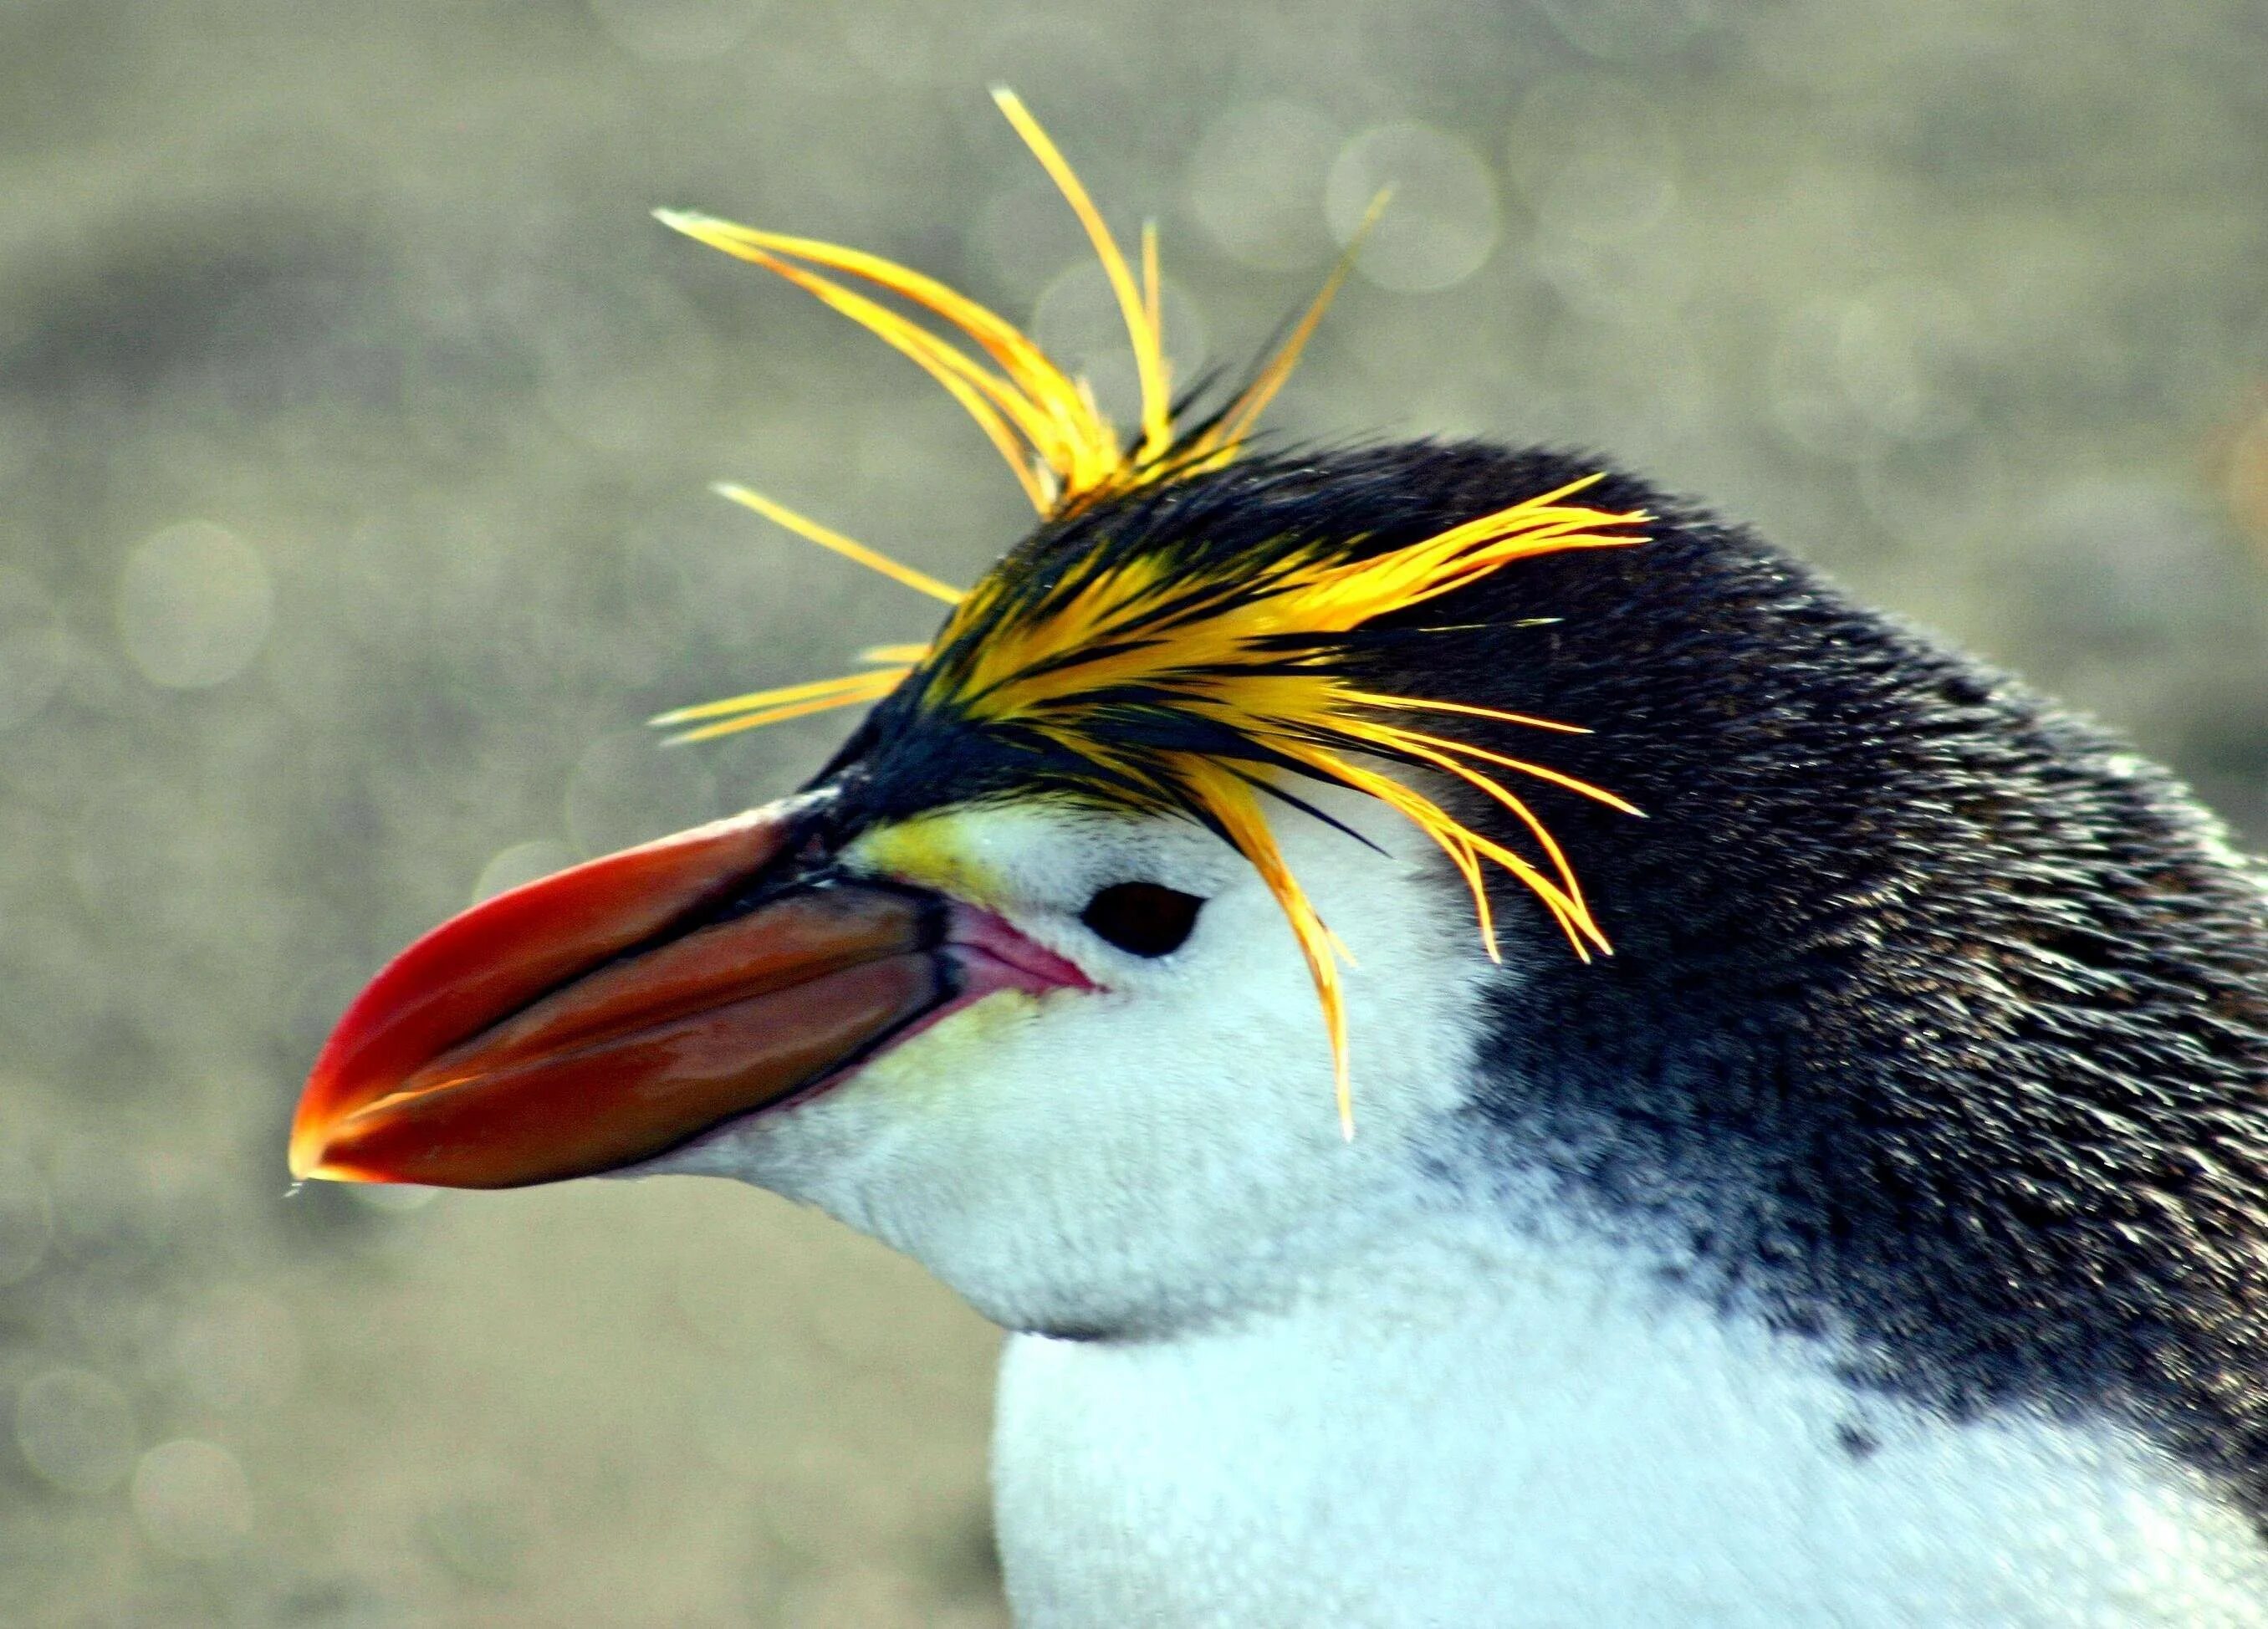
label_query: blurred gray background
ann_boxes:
[4,0,2267,1622]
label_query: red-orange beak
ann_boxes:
[289,802,973,1189]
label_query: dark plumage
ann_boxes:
[810,438,2268,1524]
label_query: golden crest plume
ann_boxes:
[652,89,1647,1135]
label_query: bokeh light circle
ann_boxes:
[1185,100,1339,273]
[14,1368,135,1494]
[1326,123,1501,294]
[1507,78,1678,246]
[132,1438,255,1559]
[116,521,274,690]
[472,839,578,904]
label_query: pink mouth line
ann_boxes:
[794,901,1095,1082]
[948,901,1096,998]
[618,900,1094,1172]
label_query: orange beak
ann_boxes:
[289,802,966,1189]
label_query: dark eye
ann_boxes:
[1080,882,1203,957]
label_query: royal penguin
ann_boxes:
[289,92,2268,1626]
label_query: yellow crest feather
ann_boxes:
[653,92,1648,1135]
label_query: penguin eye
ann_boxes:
[1080,882,1203,957]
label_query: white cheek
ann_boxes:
[697,792,1506,1334]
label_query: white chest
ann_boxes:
[989,1227,2268,1628]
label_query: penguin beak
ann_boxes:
[288,802,954,1190]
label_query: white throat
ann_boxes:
[990,1201,2268,1628]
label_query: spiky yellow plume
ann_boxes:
[656,88,1351,517]
[907,474,1647,1133]
[651,92,1648,1135]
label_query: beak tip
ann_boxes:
[285,1113,342,1184]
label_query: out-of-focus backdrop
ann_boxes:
[4,0,2266,1622]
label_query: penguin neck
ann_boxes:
[990,1188,2268,1627]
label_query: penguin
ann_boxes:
[289,94,2268,1626]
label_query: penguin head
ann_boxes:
[284,93,1699,1337]
[285,435,1657,1335]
